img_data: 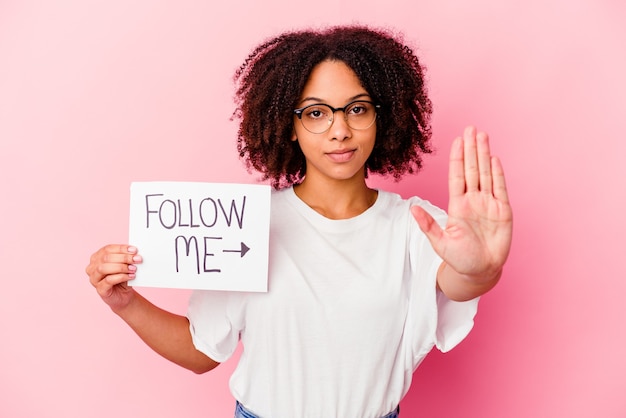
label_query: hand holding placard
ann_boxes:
[128,182,271,291]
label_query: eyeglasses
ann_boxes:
[293,100,380,134]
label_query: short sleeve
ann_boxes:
[186,290,242,363]
[434,289,479,352]
[406,198,479,367]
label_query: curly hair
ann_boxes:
[233,25,433,189]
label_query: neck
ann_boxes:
[293,176,378,220]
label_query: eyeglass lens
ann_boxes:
[298,101,377,134]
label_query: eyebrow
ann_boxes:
[298,93,371,106]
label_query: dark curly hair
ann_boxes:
[233,25,433,189]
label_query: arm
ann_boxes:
[435,261,501,302]
[411,126,513,302]
[86,244,219,374]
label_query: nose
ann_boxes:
[328,110,351,141]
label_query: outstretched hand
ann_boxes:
[411,126,513,288]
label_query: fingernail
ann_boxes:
[132,255,143,262]
[128,246,137,253]
[128,273,136,279]
[128,264,137,271]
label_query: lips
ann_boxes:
[326,149,356,163]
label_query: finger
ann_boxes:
[95,273,132,297]
[448,137,465,199]
[102,252,143,266]
[463,126,479,192]
[476,131,493,194]
[99,262,137,277]
[100,272,135,288]
[102,244,138,255]
[491,156,510,204]
[87,244,137,269]
[86,245,140,281]
[88,259,138,287]
[411,205,444,246]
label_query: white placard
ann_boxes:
[128,182,271,291]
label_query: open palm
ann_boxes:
[412,126,513,280]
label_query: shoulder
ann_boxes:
[270,186,298,214]
[378,190,446,219]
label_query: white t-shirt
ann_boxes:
[187,187,479,418]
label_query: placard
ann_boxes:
[128,182,270,291]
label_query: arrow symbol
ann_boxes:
[223,241,250,258]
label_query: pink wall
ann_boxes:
[1,1,625,417]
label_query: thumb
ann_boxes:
[410,205,444,245]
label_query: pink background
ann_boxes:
[1,0,625,417]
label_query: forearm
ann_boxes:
[113,290,219,374]
[436,262,502,302]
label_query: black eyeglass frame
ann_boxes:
[293,100,381,134]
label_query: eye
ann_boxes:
[347,102,371,116]
[303,105,329,120]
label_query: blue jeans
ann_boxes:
[234,401,400,418]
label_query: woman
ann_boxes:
[86,25,512,418]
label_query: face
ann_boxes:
[293,60,376,184]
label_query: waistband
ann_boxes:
[234,401,400,418]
